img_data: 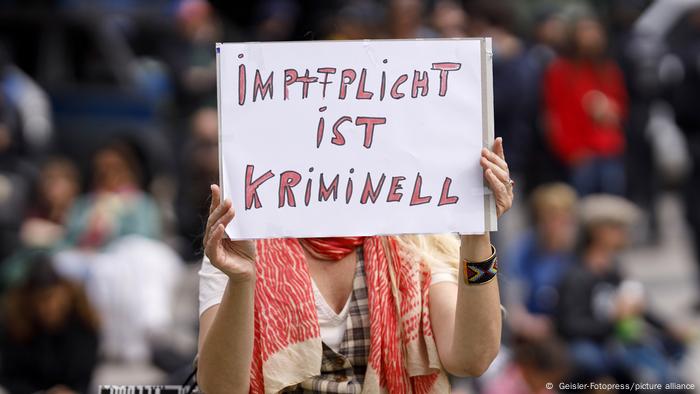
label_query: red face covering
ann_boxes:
[298,237,366,261]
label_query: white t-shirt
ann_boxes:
[198,254,458,352]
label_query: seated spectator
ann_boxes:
[543,13,628,196]
[20,158,81,248]
[63,139,161,250]
[0,255,99,394]
[51,139,181,362]
[556,195,688,385]
[481,336,570,394]
[507,183,578,340]
[0,158,80,293]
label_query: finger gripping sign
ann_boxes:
[217,38,496,240]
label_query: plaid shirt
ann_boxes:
[282,247,371,393]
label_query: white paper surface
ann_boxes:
[217,39,493,239]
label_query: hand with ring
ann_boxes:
[480,137,514,218]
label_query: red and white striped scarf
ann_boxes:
[249,237,449,393]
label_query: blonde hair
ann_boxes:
[530,182,577,221]
[393,233,460,276]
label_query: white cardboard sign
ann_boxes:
[216,39,496,240]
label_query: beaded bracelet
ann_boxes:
[463,245,498,285]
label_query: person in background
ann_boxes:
[527,7,568,71]
[431,0,468,38]
[326,0,386,40]
[0,42,53,158]
[388,0,437,39]
[62,139,161,250]
[556,195,689,386]
[612,0,663,244]
[51,139,177,363]
[254,0,300,42]
[0,91,35,261]
[175,0,223,110]
[543,13,628,196]
[481,336,570,394]
[0,255,99,394]
[20,158,81,248]
[0,158,80,292]
[669,6,700,313]
[507,183,578,340]
[467,0,531,174]
[176,107,220,261]
[521,6,570,193]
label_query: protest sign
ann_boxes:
[216,38,496,240]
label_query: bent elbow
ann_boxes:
[463,356,495,377]
[445,343,500,377]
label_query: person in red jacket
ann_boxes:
[543,13,628,196]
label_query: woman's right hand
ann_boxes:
[204,184,256,283]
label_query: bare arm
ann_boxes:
[430,138,512,377]
[430,234,501,377]
[197,185,256,394]
[198,280,255,394]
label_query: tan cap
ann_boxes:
[579,194,641,227]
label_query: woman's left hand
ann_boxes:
[480,137,514,217]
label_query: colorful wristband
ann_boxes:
[463,245,498,285]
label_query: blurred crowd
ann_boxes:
[0,0,699,393]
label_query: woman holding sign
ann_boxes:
[197,138,513,393]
